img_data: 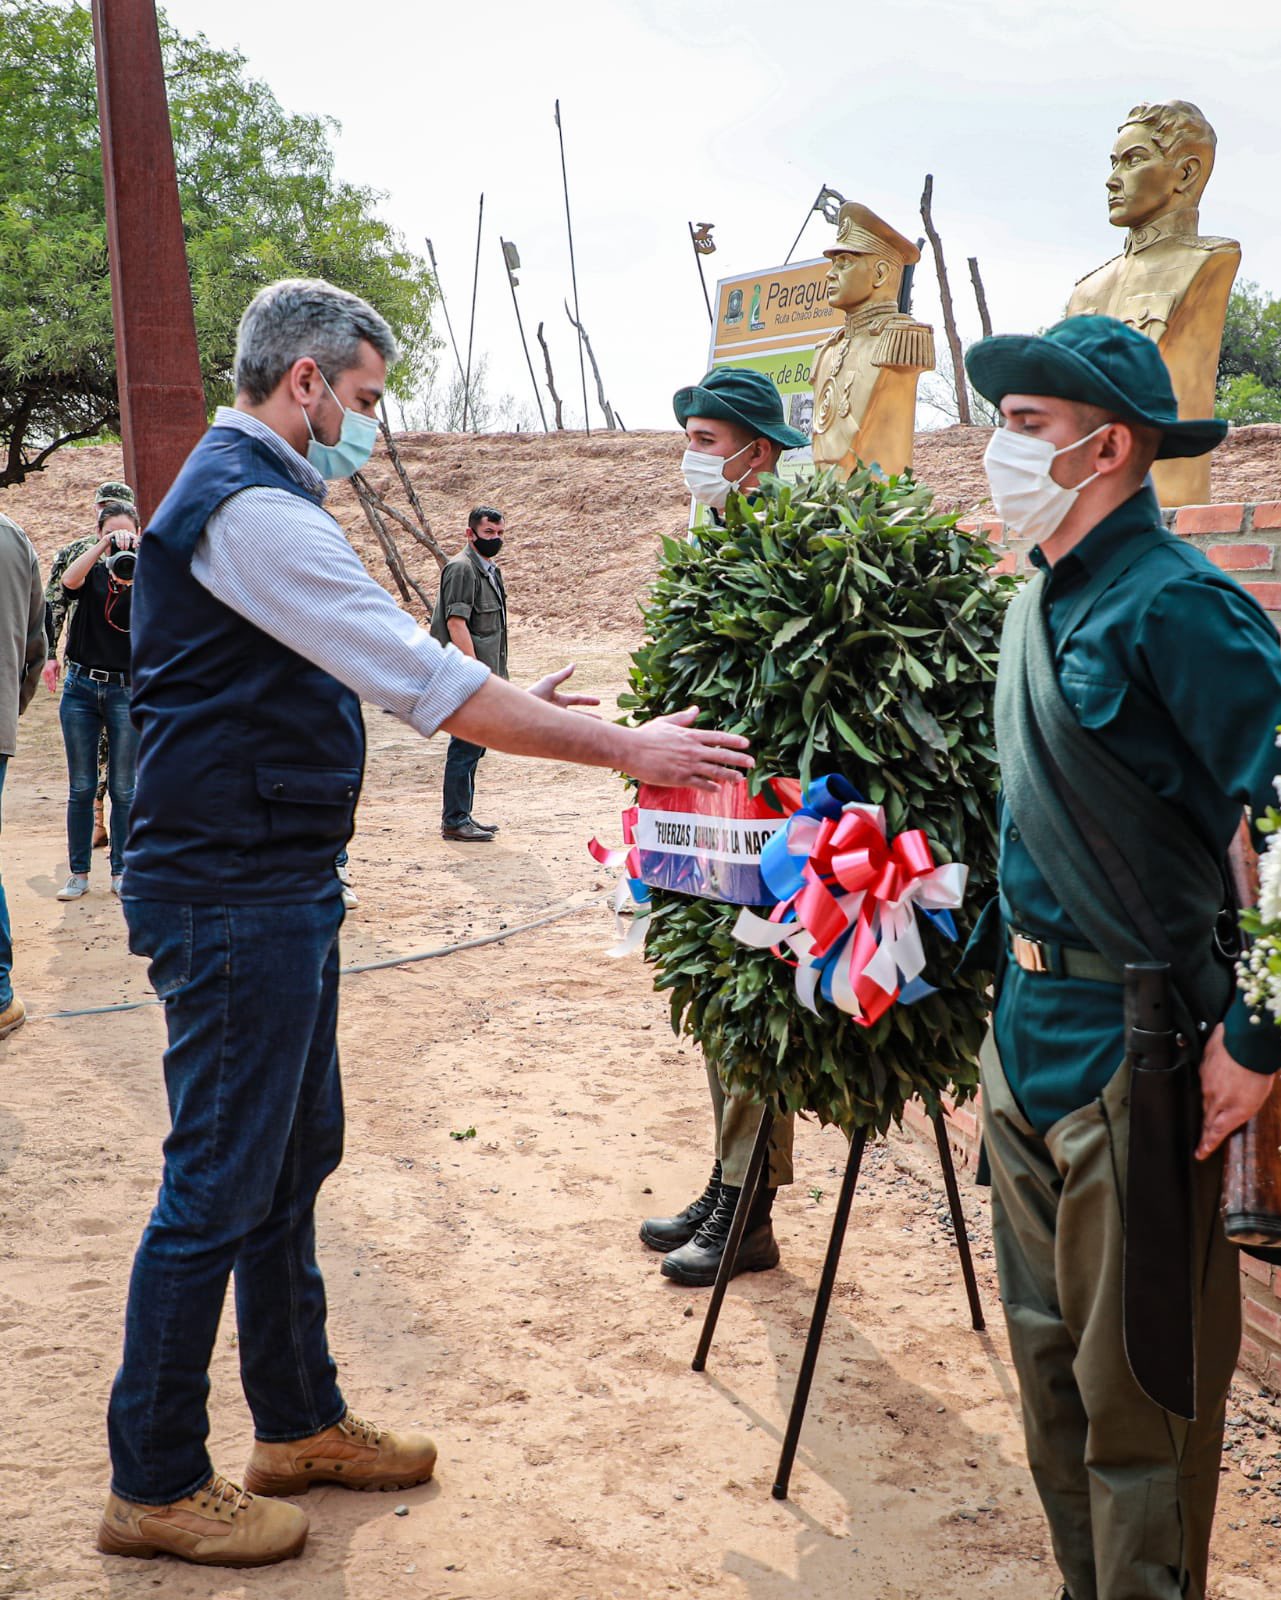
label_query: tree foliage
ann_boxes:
[0,1,434,484]
[620,469,1015,1133]
[1216,281,1281,426]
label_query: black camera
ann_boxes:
[105,542,137,582]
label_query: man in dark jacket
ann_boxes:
[429,506,509,841]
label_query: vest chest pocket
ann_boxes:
[1058,671,1128,731]
[254,763,361,844]
[469,589,503,637]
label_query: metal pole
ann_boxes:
[461,194,484,433]
[692,1107,774,1373]
[501,240,549,432]
[783,189,823,267]
[554,100,591,435]
[425,237,468,396]
[688,223,714,325]
[91,0,206,521]
[931,1109,985,1332]
[772,1125,868,1501]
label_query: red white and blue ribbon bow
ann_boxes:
[588,805,652,957]
[731,774,968,1025]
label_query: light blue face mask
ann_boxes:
[302,367,379,479]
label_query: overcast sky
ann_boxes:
[161,0,1281,432]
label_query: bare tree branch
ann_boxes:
[536,321,565,430]
[920,174,971,426]
[967,256,993,340]
[564,301,617,430]
[351,472,435,615]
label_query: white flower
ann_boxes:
[1258,834,1281,926]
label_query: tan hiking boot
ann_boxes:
[244,1411,437,1495]
[96,1471,307,1567]
[0,997,26,1039]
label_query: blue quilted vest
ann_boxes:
[125,425,364,903]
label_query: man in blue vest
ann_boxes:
[98,278,752,1569]
[963,315,1281,1600]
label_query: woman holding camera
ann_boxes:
[55,499,140,900]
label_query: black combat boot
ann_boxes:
[660,1180,780,1286]
[639,1161,722,1253]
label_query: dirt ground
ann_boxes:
[2,621,1281,1600]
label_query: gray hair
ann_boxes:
[234,278,399,402]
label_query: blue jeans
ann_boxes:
[442,736,486,828]
[107,896,348,1504]
[0,756,10,1008]
[59,668,138,874]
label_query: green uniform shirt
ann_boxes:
[995,483,1281,1133]
[429,546,508,679]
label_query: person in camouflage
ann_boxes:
[43,483,134,847]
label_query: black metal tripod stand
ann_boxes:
[692,1099,985,1500]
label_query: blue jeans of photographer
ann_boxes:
[59,666,138,875]
[442,736,486,828]
[107,894,348,1504]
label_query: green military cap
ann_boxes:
[95,480,136,505]
[673,367,809,451]
[965,316,1227,460]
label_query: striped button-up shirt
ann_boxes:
[191,408,489,736]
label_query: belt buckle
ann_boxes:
[1011,932,1049,974]
[88,668,110,683]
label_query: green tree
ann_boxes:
[1215,281,1281,426]
[0,1,434,485]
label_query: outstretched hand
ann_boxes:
[622,707,753,792]
[1196,1022,1278,1159]
[528,663,601,713]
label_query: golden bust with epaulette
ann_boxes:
[810,203,934,480]
[1067,100,1240,508]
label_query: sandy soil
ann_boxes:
[1,625,1280,1600]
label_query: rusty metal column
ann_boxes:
[91,0,207,522]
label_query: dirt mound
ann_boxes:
[3,423,1278,646]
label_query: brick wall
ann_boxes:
[967,499,1281,624]
[915,499,1281,1384]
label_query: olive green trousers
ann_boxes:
[706,1060,794,1188]
[981,1032,1240,1600]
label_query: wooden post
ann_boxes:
[91,0,206,522]
[920,175,971,427]
[967,256,993,340]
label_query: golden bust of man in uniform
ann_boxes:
[810,203,934,480]
[1067,99,1239,507]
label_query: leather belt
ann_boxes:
[68,662,129,686]
[1008,928,1123,985]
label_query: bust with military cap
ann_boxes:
[810,202,934,481]
[1067,99,1240,507]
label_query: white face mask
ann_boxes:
[982,423,1109,542]
[681,439,758,509]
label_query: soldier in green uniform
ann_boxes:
[639,368,808,1286]
[44,482,135,848]
[962,316,1281,1600]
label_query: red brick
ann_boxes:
[1242,1295,1281,1344]
[994,553,1018,576]
[1208,543,1273,571]
[1175,503,1245,535]
[980,520,1006,545]
[1244,583,1281,612]
[1240,1253,1275,1287]
[1253,502,1281,530]
[1238,1332,1268,1379]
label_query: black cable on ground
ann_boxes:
[29,896,602,1023]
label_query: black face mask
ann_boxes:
[473,534,503,558]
